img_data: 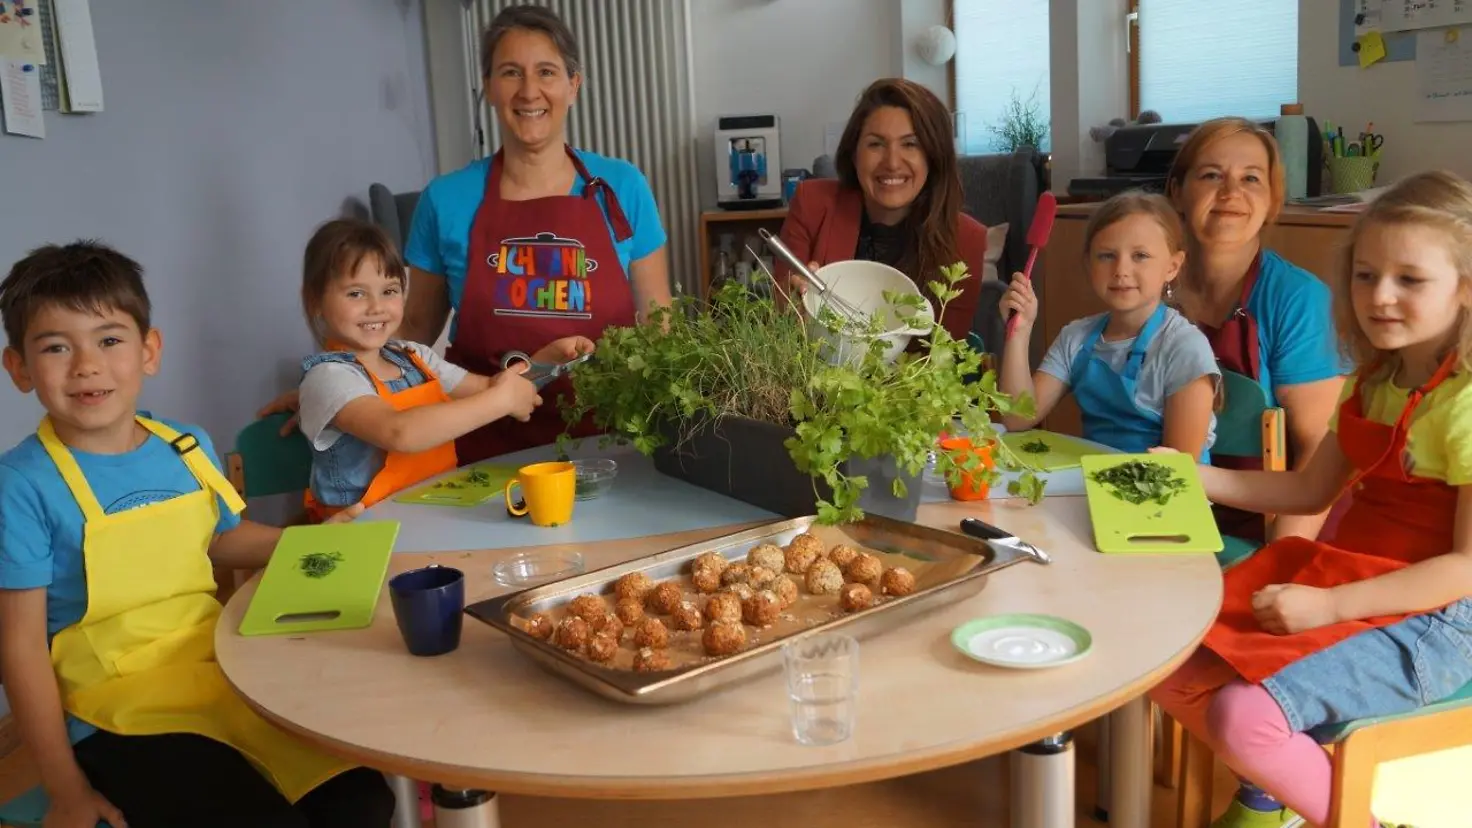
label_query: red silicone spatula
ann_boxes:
[1005,191,1058,339]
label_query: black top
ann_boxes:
[855,212,911,270]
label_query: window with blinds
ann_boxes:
[1137,1,1299,124]
[952,0,1051,156]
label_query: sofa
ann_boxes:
[956,148,1049,361]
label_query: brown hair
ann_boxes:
[1166,117,1286,227]
[300,219,405,341]
[0,241,151,351]
[1082,190,1187,262]
[481,4,582,79]
[1335,170,1472,376]
[835,78,962,293]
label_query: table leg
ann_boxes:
[1107,696,1152,828]
[432,786,500,828]
[1095,717,1111,822]
[1010,732,1075,828]
[387,774,423,828]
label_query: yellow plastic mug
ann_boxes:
[504,461,576,527]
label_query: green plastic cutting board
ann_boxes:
[238,520,400,636]
[1002,430,1113,471]
[393,463,517,506]
[1080,453,1223,554]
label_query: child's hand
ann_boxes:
[46,788,127,828]
[530,336,595,366]
[1147,446,1181,454]
[999,274,1038,331]
[324,503,365,524]
[1252,584,1340,635]
[488,366,542,422]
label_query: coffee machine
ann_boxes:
[714,114,783,210]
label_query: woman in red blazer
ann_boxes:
[777,78,987,342]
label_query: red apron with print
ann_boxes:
[446,146,638,464]
[1203,356,1459,683]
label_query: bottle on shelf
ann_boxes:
[1278,103,1309,201]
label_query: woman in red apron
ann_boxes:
[1166,118,1349,548]
[1149,171,1472,827]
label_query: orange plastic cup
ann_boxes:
[938,436,995,501]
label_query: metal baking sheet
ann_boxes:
[466,515,1047,705]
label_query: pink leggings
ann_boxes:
[1151,648,1363,828]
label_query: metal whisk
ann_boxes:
[755,228,870,328]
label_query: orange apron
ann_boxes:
[305,346,457,521]
[1204,355,1460,683]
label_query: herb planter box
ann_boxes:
[651,415,922,522]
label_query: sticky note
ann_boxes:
[1358,31,1388,68]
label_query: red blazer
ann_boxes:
[776,178,987,342]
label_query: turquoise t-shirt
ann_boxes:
[1243,249,1350,406]
[404,148,667,340]
[0,417,240,745]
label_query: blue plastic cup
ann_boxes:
[388,565,465,656]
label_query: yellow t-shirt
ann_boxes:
[1331,371,1472,484]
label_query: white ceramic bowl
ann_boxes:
[800,259,936,365]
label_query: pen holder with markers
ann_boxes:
[1328,156,1379,194]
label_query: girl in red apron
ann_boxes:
[1149,171,1472,827]
[294,220,591,519]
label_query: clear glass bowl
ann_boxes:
[492,550,585,588]
[572,458,618,501]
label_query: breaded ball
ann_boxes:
[589,612,624,641]
[881,566,917,596]
[633,647,672,672]
[568,593,606,622]
[845,553,883,587]
[586,632,618,663]
[614,572,654,602]
[827,544,861,569]
[702,620,748,657]
[721,562,753,586]
[614,597,645,625]
[525,613,555,640]
[723,582,755,602]
[554,616,589,651]
[691,565,723,594]
[693,551,729,574]
[646,581,684,615]
[747,543,785,573]
[839,583,874,612]
[806,559,844,595]
[670,600,704,631]
[742,590,782,626]
[784,542,821,575]
[771,575,799,609]
[633,617,669,649]
[704,592,742,624]
[747,565,777,590]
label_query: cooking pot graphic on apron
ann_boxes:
[489,231,598,319]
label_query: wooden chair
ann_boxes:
[1155,370,1287,790]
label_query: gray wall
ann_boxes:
[0,0,438,451]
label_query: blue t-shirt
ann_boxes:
[0,418,240,744]
[404,148,667,339]
[1244,250,1350,406]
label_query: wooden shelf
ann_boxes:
[697,207,790,300]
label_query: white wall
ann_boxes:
[1297,0,1472,183]
[689,0,900,208]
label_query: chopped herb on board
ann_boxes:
[299,551,344,579]
[1090,461,1187,506]
[1021,439,1050,454]
[433,468,493,489]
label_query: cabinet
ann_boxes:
[697,208,788,299]
[1037,203,1356,435]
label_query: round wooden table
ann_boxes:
[217,493,1220,826]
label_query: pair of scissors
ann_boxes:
[499,350,593,389]
[1358,132,1384,157]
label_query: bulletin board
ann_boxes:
[1339,0,1416,66]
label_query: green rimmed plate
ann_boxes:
[950,614,1093,669]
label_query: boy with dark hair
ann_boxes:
[0,241,393,827]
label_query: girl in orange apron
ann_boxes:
[294,220,589,521]
[1149,170,1472,827]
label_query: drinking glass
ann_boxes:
[783,633,859,746]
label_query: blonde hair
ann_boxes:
[1081,191,1187,300]
[1166,117,1286,228]
[1336,170,1472,378]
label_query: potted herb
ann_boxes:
[559,265,1045,524]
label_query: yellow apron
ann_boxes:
[42,415,353,803]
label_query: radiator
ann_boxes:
[463,0,700,297]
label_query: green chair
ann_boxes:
[224,412,313,500]
[1210,370,1287,569]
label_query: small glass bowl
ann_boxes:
[493,550,585,588]
[572,458,618,501]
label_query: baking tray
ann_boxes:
[465,514,1048,705]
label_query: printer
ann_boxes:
[1068,118,1325,199]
